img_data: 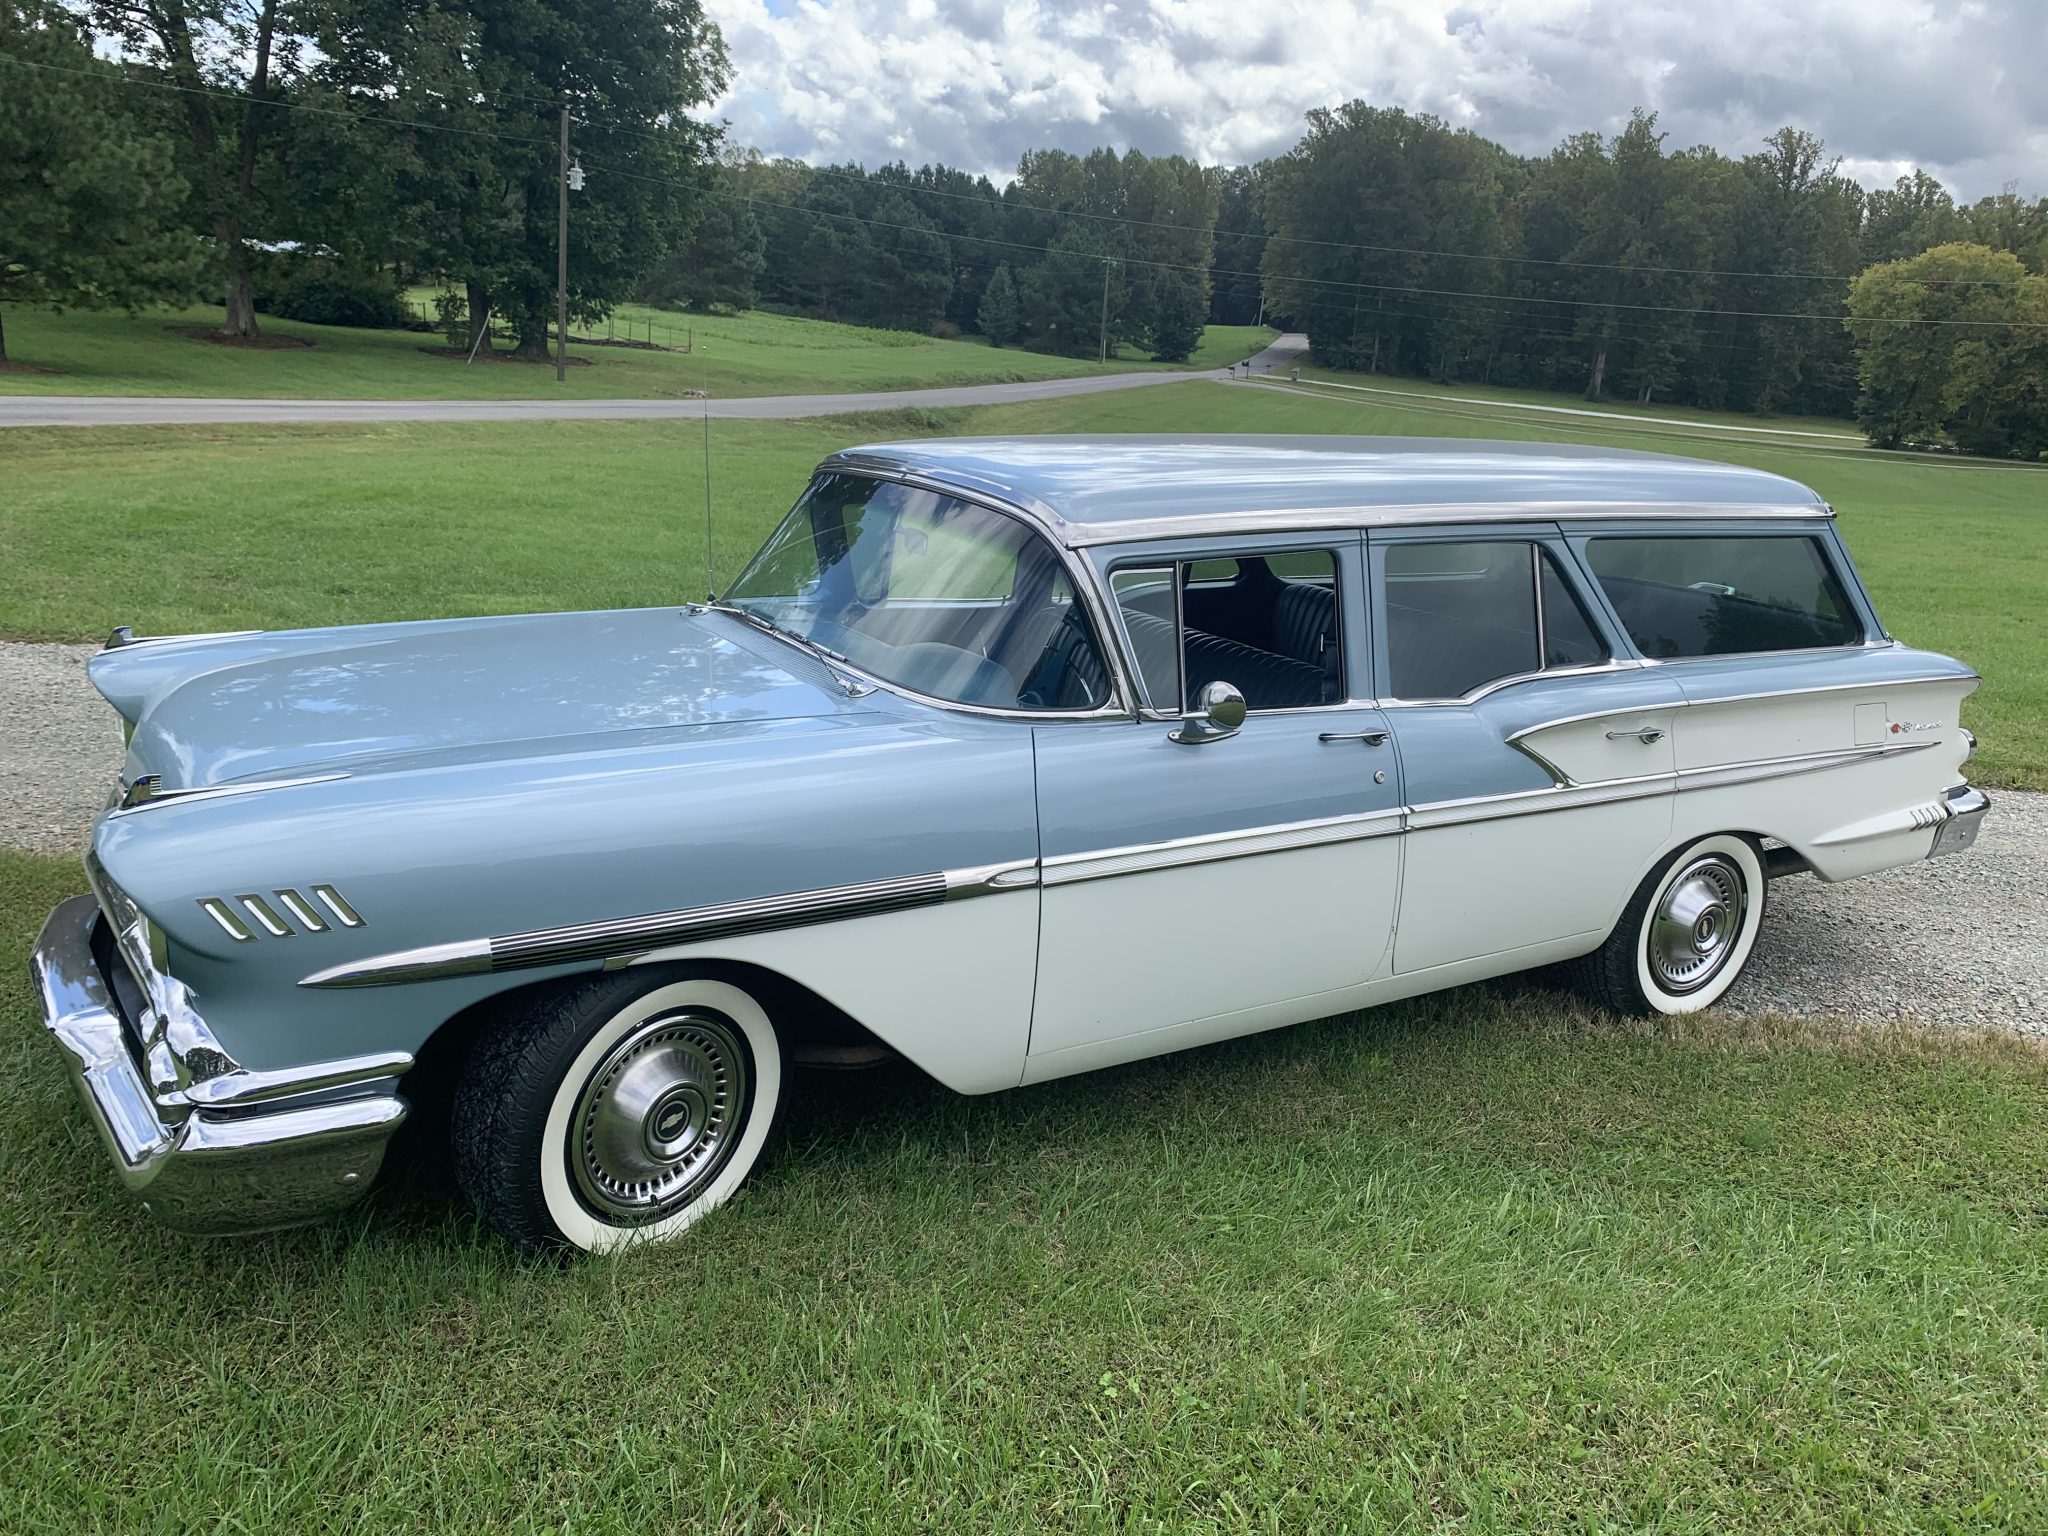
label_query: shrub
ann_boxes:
[254,257,410,329]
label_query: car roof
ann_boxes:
[819,435,1831,546]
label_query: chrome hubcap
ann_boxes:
[571,1010,750,1222]
[1646,854,1747,994]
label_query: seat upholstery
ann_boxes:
[1271,580,1337,669]
[1184,629,1326,711]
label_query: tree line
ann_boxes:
[3,3,2044,452]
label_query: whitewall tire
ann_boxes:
[455,969,786,1256]
[1572,834,1767,1016]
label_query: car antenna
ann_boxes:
[702,393,715,601]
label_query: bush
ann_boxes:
[254,257,410,329]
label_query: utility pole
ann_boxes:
[556,105,569,383]
[1097,259,1112,364]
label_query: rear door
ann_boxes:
[1370,528,1684,976]
[1025,533,1403,1080]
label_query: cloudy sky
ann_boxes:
[700,0,2046,200]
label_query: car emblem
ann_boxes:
[1889,721,1942,734]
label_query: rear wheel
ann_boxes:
[1571,834,1766,1016]
[454,969,785,1255]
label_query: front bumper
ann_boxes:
[1930,784,1990,859]
[31,895,407,1235]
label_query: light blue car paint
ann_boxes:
[40,436,1987,1238]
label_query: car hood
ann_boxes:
[96,607,866,790]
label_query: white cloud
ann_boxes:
[700,0,2047,200]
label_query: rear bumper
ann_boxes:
[31,895,407,1236]
[1930,784,1989,859]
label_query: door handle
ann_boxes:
[1605,726,1666,744]
[1319,730,1388,747]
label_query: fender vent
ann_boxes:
[199,885,362,942]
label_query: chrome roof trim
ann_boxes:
[1055,501,1834,548]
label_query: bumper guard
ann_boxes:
[31,895,408,1235]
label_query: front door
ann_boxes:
[1024,536,1403,1082]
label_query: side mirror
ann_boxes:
[1171,680,1248,744]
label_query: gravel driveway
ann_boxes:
[4,639,2039,1034]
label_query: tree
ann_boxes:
[1846,242,2048,457]
[88,0,304,338]
[862,191,950,331]
[1208,165,1265,325]
[0,4,202,361]
[313,0,729,358]
[1148,269,1204,361]
[1019,230,1121,357]
[977,264,1020,346]
[636,182,764,312]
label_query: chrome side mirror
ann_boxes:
[1171,680,1247,744]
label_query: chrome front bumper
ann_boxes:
[31,895,408,1235]
[1930,784,1989,859]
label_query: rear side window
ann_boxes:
[1586,536,1860,658]
[1384,541,1608,700]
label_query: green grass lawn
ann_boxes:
[3,848,2045,1530]
[0,302,1277,399]
[3,377,2041,787]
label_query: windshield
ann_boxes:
[724,473,1112,711]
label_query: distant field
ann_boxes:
[0,304,1276,400]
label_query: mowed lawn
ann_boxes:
[0,303,1277,399]
[2,849,2046,1531]
[2,378,2042,788]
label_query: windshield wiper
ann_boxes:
[702,603,874,696]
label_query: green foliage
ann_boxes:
[1846,243,2048,458]
[310,0,731,357]
[0,4,203,357]
[1148,269,1205,362]
[86,0,306,338]
[635,181,766,313]
[1019,229,1120,358]
[252,253,409,329]
[976,264,1020,347]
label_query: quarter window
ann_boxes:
[1585,536,1860,658]
[1384,541,1609,700]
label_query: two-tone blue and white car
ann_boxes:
[32,437,1989,1253]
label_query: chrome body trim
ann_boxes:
[312,884,364,928]
[298,865,1037,989]
[1040,809,1406,886]
[297,732,1956,992]
[31,896,406,1234]
[275,888,329,932]
[101,626,261,652]
[1381,660,1645,709]
[199,897,255,941]
[107,772,351,819]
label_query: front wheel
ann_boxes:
[1571,834,1766,1016]
[454,969,785,1255]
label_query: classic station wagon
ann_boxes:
[33,437,1988,1252]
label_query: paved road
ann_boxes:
[4,638,2037,1034]
[0,336,1312,429]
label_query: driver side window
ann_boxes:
[1110,550,1345,713]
